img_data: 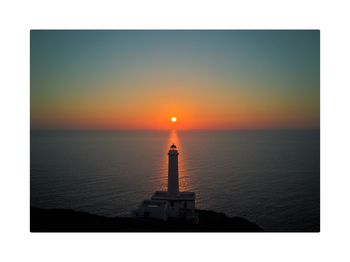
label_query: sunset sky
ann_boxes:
[30,30,319,130]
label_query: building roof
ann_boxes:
[151,191,195,201]
[141,199,168,208]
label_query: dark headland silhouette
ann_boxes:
[31,144,264,232]
[30,207,263,232]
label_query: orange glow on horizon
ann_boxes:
[31,77,320,130]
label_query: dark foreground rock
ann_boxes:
[30,207,263,232]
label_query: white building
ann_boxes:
[134,144,196,221]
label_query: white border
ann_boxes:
[1,0,350,261]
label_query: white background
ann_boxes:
[1,0,350,261]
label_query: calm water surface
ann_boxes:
[31,130,320,231]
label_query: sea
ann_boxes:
[30,130,320,231]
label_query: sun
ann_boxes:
[171,116,177,123]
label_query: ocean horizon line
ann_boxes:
[30,128,320,132]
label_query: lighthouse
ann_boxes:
[168,144,179,196]
[134,143,196,221]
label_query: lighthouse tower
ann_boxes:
[168,144,179,196]
[134,143,196,221]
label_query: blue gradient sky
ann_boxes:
[31,30,320,129]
